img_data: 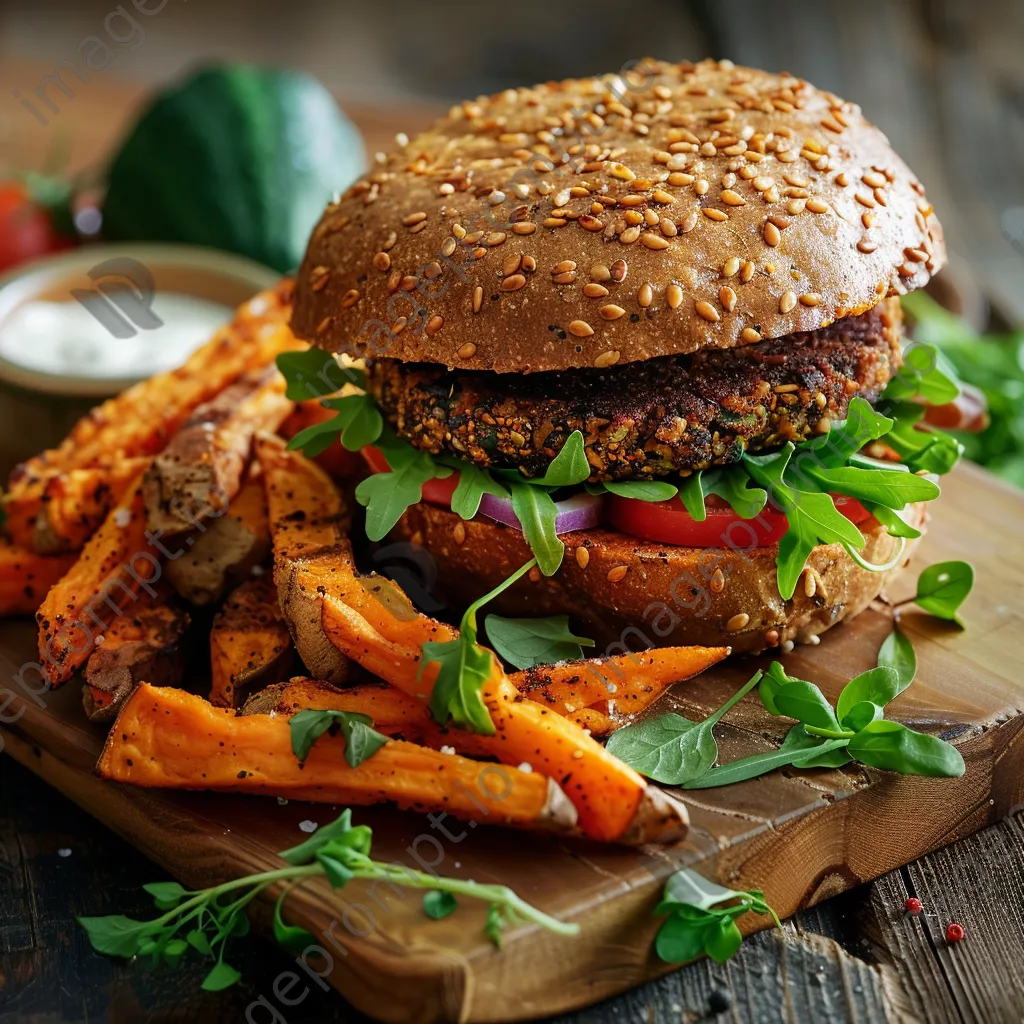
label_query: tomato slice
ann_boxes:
[607,492,872,548]
[362,445,459,506]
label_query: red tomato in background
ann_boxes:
[0,181,75,275]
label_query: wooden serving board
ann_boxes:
[1,461,1023,1024]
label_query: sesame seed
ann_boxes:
[741,327,761,343]
[780,291,797,313]
[402,211,427,227]
[857,239,878,254]
[680,211,699,233]
[620,225,641,244]
[568,320,594,337]
[606,565,628,582]
[552,271,577,285]
[694,179,709,196]
[472,287,483,313]
[800,292,822,306]
[862,212,875,229]
[426,315,444,336]
[740,260,755,283]
[340,289,360,308]
[609,162,636,181]
[638,283,654,307]
[752,176,774,192]
[710,567,726,594]
[803,568,817,597]
[726,612,750,632]
[723,257,740,277]
[590,264,611,282]
[600,304,626,320]
[763,221,781,246]
[855,192,876,208]
[704,208,729,222]
[652,189,674,204]
[501,274,527,292]
[610,260,628,282]
[575,546,590,569]
[513,222,537,235]
[453,522,466,545]
[640,232,670,249]
[486,232,507,246]
[719,286,737,312]
[552,260,577,275]
[695,300,720,323]
[584,283,609,298]
[457,341,477,359]
[503,255,522,277]
[786,198,806,215]
[721,189,746,206]
[669,172,695,186]
[667,284,683,309]
[594,349,620,367]
[553,189,570,208]
[580,215,604,231]
[543,217,567,228]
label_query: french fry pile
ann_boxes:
[0,281,730,845]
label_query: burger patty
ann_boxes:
[367,303,903,482]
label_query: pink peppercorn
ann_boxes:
[946,923,965,943]
[905,898,923,916]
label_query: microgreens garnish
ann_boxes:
[654,869,781,964]
[422,558,537,733]
[609,629,965,789]
[78,809,578,988]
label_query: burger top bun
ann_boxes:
[293,58,945,374]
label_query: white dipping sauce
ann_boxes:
[0,293,232,381]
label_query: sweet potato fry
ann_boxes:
[163,471,270,606]
[98,684,577,833]
[36,468,160,685]
[509,647,731,732]
[209,576,295,708]
[317,594,685,844]
[240,677,436,740]
[31,458,152,555]
[82,588,190,721]
[4,282,300,529]
[0,540,76,616]
[256,434,352,683]
[145,367,292,535]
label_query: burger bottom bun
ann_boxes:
[389,502,928,655]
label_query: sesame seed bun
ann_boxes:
[293,58,945,374]
[389,501,927,655]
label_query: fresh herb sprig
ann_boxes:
[655,869,781,964]
[422,558,537,733]
[78,809,578,989]
[893,559,974,627]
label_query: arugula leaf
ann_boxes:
[846,720,965,777]
[605,671,763,785]
[865,502,923,539]
[483,614,594,670]
[279,808,369,865]
[677,473,708,520]
[877,628,916,690]
[529,431,590,486]
[423,891,459,920]
[744,445,865,599]
[286,393,383,456]
[288,709,389,768]
[802,464,940,507]
[703,468,769,519]
[355,454,451,542]
[914,560,974,625]
[423,558,537,733]
[835,666,901,725]
[883,342,961,405]
[681,738,850,788]
[602,480,679,502]
[276,350,365,401]
[884,402,964,475]
[509,482,563,576]
[800,396,894,468]
[422,637,497,735]
[449,463,508,519]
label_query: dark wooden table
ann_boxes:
[3,0,1024,1017]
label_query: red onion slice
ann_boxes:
[478,490,603,534]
